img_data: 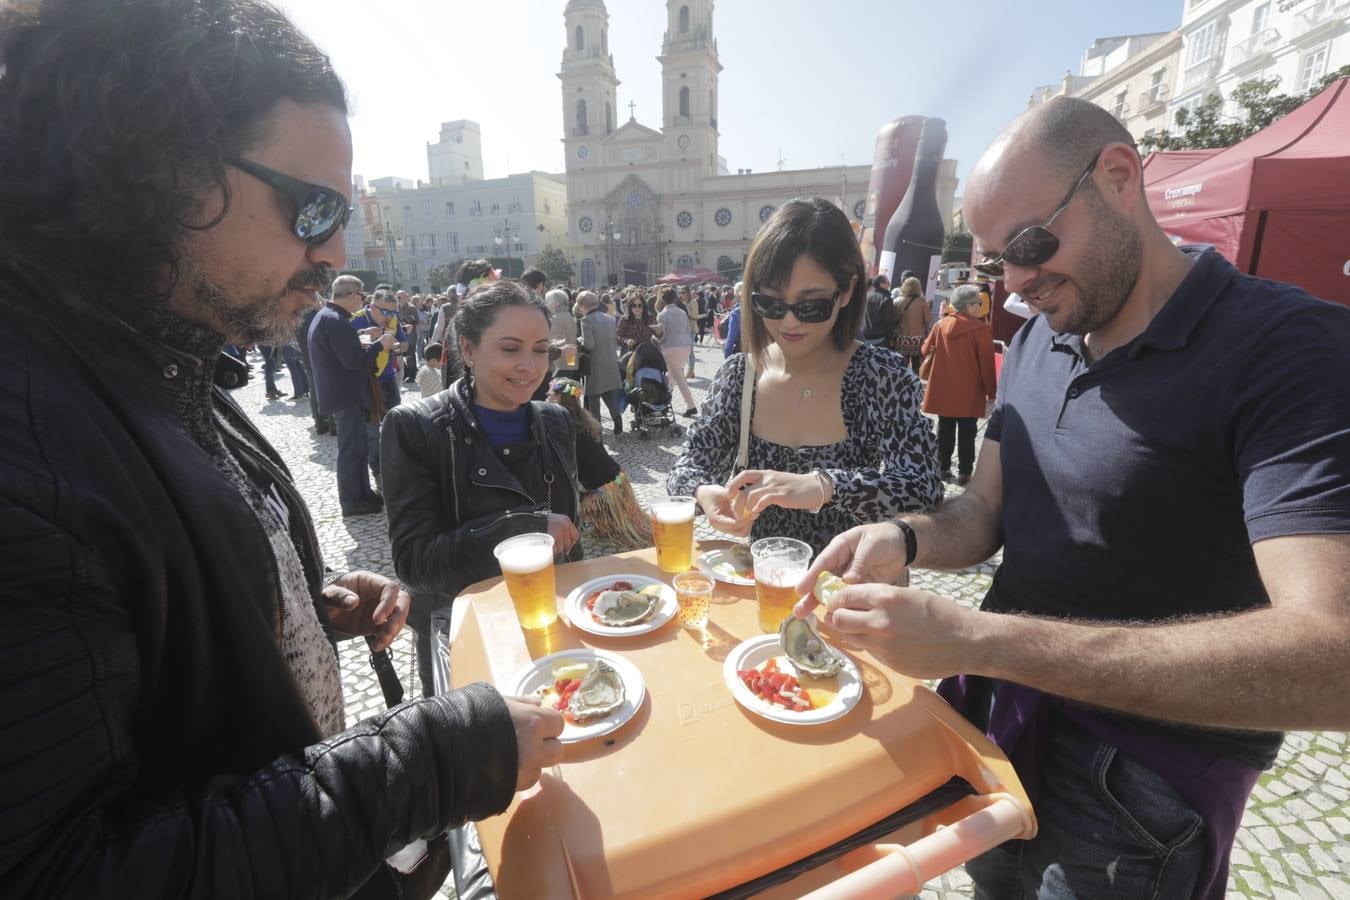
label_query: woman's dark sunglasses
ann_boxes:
[229,157,354,246]
[981,150,1101,269]
[750,289,841,324]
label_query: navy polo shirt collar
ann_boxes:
[1044,246,1234,363]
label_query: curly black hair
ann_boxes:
[0,0,347,303]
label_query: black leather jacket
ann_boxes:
[0,275,518,899]
[381,378,582,610]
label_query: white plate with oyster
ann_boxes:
[695,544,754,586]
[723,615,862,726]
[563,575,677,637]
[514,649,646,743]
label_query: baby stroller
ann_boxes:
[621,338,681,440]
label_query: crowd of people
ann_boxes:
[4,2,1350,899]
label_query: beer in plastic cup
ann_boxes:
[750,537,813,633]
[671,570,714,629]
[493,533,558,630]
[563,344,579,369]
[651,496,696,573]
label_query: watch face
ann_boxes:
[759,205,774,223]
[676,210,692,229]
[714,207,732,227]
[625,190,642,209]
[677,133,691,150]
[577,145,590,159]
[578,216,593,233]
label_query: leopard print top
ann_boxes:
[668,344,943,555]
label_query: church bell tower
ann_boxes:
[659,0,721,175]
[559,0,619,170]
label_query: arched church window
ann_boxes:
[575,25,584,51]
[678,5,690,33]
[679,86,690,119]
[602,28,607,53]
[576,99,587,135]
[580,258,596,288]
[606,102,613,134]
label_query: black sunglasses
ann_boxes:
[229,157,353,246]
[981,150,1101,269]
[750,289,841,324]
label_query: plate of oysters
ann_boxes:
[515,649,646,743]
[563,574,677,637]
[724,575,862,726]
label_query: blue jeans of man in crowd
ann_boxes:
[366,378,401,485]
[332,406,376,510]
[965,714,1204,899]
[281,344,308,396]
[260,346,281,394]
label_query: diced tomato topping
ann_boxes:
[612,581,633,591]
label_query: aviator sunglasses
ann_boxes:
[750,289,842,324]
[230,157,354,246]
[981,149,1101,269]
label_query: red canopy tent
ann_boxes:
[1143,76,1350,305]
[655,267,727,285]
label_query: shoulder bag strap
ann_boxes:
[736,352,756,471]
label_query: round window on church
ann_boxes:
[715,207,732,227]
[853,199,866,220]
[625,191,642,209]
[676,211,692,229]
[759,205,774,223]
[578,216,593,233]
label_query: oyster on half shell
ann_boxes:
[567,659,626,722]
[780,615,845,678]
[591,589,660,626]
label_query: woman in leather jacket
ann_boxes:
[382,280,583,696]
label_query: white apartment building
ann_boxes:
[1172,0,1349,126]
[355,171,569,291]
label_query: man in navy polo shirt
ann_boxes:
[799,97,1350,899]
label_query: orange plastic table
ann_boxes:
[445,545,1036,899]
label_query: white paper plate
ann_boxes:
[696,545,755,586]
[563,574,677,637]
[723,633,862,726]
[512,649,646,744]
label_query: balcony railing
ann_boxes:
[1231,28,1282,67]
[1138,83,1170,112]
[1293,0,1350,42]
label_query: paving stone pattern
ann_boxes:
[239,343,1347,898]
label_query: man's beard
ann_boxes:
[1057,194,1143,336]
[193,266,333,345]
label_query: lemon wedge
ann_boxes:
[814,571,847,605]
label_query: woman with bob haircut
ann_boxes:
[668,197,943,555]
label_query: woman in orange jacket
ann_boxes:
[921,284,997,485]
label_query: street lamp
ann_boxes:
[381,221,404,286]
[604,218,623,286]
[492,218,519,276]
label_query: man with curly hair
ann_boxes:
[0,1,562,897]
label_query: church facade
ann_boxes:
[560,0,882,288]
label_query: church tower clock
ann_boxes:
[659,0,721,176]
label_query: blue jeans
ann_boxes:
[967,715,1204,899]
[367,378,401,481]
[332,406,376,509]
[260,346,281,393]
[281,344,308,395]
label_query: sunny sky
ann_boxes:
[279,0,1185,195]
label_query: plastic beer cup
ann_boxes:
[651,496,696,573]
[493,533,558,630]
[671,570,714,629]
[750,537,812,633]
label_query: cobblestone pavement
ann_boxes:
[239,343,1347,898]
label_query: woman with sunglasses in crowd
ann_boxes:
[617,292,660,350]
[668,198,943,555]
